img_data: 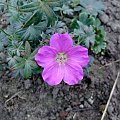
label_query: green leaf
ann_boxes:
[22,11,43,28]
[62,5,73,15]
[84,33,95,48]
[19,0,57,25]
[70,19,79,29]
[12,69,24,78]
[79,12,95,26]
[25,41,31,57]
[73,20,96,48]
[0,32,8,51]
[71,0,80,7]
[29,48,39,59]
[84,55,94,76]
[12,59,25,70]
[18,25,41,41]
[38,1,57,25]
[7,56,17,67]
[93,18,101,28]
[54,5,74,16]
[15,56,24,62]
[80,0,105,16]
[46,21,66,34]
[91,27,106,54]
[19,2,38,12]
[24,60,32,79]
[43,0,67,7]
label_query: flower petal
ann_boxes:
[50,33,73,52]
[66,45,89,67]
[34,46,57,67]
[63,62,83,85]
[42,63,64,86]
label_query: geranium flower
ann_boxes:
[35,33,89,86]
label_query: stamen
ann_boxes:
[56,53,67,64]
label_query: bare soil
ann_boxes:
[0,0,120,120]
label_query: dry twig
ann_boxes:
[99,59,120,69]
[101,72,120,120]
[5,91,26,109]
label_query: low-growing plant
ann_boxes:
[70,12,106,54]
[74,0,105,16]
[0,0,106,85]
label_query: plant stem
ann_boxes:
[0,28,10,36]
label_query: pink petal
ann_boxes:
[42,63,64,86]
[50,33,73,52]
[66,46,90,67]
[34,46,57,67]
[63,62,83,85]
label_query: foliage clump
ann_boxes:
[0,0,106,79]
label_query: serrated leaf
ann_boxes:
[73,20,96,48]
[62,5,73,15]
[46,20,66,34]
[12,69,24,78]
[25,41,31,57]
[12,59,25,70]
[79,12,95,26]
[19,0,57,25]
[91,26,106,54]
[80,0,105,16]
[19,25,41,41]
[24,60,32,79]
[34,18,48,30]
[91,40,106,54]
[7,56,17,67]
[38,1,57,25]
[84,33,95,48]
[54,4,73,15]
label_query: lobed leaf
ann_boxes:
[25,41,31,57]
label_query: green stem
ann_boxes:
[0,28,10,36]
[0,28,14,41]
[18,41,23,49]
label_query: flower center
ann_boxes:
[56,53,67,64]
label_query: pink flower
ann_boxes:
[35,33,89,86]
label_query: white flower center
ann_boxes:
[56,53,67,64]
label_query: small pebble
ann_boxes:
[79,104,84,108]
[88,97,94,104]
